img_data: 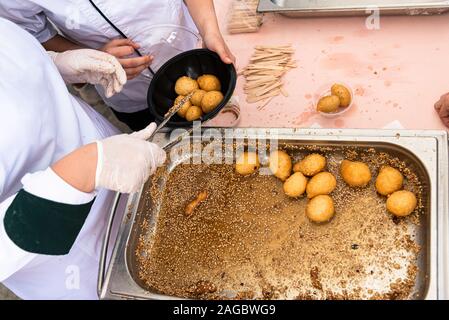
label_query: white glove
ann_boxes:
[48,49,127,98]
[95,123,166,194]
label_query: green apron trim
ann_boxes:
[4,190,95,256]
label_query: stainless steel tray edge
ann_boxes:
[99,128,449,300]
[436,131,449,300]
[257,0,449,17]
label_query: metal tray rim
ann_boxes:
[257,0,449,15]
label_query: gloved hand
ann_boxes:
[95,123,166,193]
[48,49,127,98]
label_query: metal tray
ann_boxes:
[257,0,449,17]
[98,129,449,300]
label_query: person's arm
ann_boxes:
[0,1,151,80]
[0,123,166,280]
[184,0,236,64]
[42,34,84,52]
[51,143,97,193]
[100,39,152,80]
[0,145,98,280]
[51,122,167,194]
[45,36,152,81]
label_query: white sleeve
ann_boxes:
[0,0,57,43]
[21,168,96,205]
[0,168,96,281]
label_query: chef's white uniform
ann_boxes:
[0,0,198,114]
[0,18,120,300]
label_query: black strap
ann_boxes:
[4,190,95,256]
[88,0,155,76]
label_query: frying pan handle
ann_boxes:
[97,192,121,298]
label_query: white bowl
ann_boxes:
[315,82,354,118]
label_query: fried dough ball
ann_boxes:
[269,150,292,181]
[306,195,335,223]
[201,91,224,113]
[236,152,260,176]
[331,84,352,108]
[185,106,203,121]
[317,95,340,113]
[190,89,207,106]
[375,166,404,196]
[386,190,417,217]
[306,172,337,199]
[283,172,308,198]
[174,95,192,118]
[340,160,372,187]
[197,74,221,92]
[175,76,199,96]
[293,154,326,176]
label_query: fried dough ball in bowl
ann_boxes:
[174,95,192,118]
[331,83,352,108]
[386,190,417,217]
[236,152,260,176]
[306,195,335,223]
[317,95,340,113]
[197,74,221,92]
[190,89,207,106]
[201,91,224,113]
[283,172,308,198]
[340,160,372,187]
[185,106,203,121]
[293,154,326,176]
[306,172,337,199]
[269,150,292,181]
[175,76,199,96]
[375,166,404,196]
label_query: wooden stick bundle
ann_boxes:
[240,45,297,109]
[227,0,263,34]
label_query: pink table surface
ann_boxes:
[208,0,449,131]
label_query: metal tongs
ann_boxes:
[147,92,194,142]
[147,92,205,151]
[162,125,199,151]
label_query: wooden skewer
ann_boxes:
[281,87,289,97]
[253,81,283,97]
[241,45,296,107]
[227,0,263,34]
[258,96,275,110]
[247,90,281,103]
